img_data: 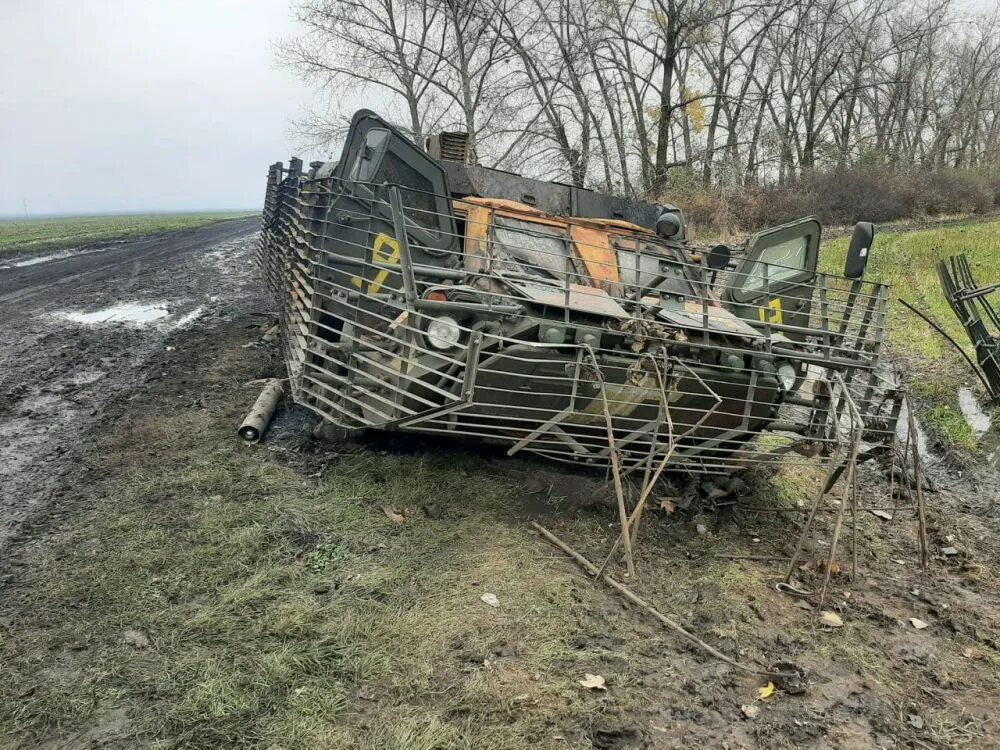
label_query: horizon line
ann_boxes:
[0,208,260,221]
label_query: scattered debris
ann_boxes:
[261,324,280,343]
[941,546,959,557]
[819,611,844,628]
[480,593,500,608]
[758,682,776,700]
[908,713,925,730]
[531,522,799,679]
[910,617,929,629]
[658,498,677,513]
[741,704,760,719]
[579,673,607,691]
[768,662,809,695]
[381,506,407,524]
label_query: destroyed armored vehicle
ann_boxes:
[259,110,899,476]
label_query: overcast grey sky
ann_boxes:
[2,0,995,217]
[1,1,320,216]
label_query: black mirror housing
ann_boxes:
[707,244,731,270]
[844,222,875,279]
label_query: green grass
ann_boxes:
[0,340,877,748]
[821,219,1000,452]
[0,385,600,748]
[0,212,255,256]
[926,405,980,453]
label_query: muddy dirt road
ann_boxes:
[0,218,259,549]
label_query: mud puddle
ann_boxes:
[0,230,259,550]
[895,398,937,462]
[52,301,208,330]
[0,241,129,270]
[55,301,171,326]
[958,386,993,436]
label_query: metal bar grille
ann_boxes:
[258,167,900,475]
[937,254,1000,400]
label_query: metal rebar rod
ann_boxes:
[899,298,995,398]
[531,522,799,679]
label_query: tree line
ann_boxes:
[278,0,1000,200]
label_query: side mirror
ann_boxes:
[844,222,875,279]
[707,244,732,271]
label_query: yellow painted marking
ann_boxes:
[757,298,783,325]
[350,233,400,293]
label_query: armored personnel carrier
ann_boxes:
[258,109,898,476]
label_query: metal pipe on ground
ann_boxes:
[238,379,284,443]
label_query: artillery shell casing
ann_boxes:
[238,380,284,443]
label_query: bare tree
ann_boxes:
[277,0,447,146]
[279,0,1000,195]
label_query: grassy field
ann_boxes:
[5,332,997,749]
[2,220,999,748]
[0,212,255,256]
[821,219,1000,452]
[1,342,640,749]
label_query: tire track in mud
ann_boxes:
[0,219,261,551]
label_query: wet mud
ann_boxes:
[0,218,258,548]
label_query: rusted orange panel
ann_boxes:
[569,224,619,289]
[462,204,492,274]
[460,196,547,216]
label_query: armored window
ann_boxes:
[380,157,438,230]
[614,240,697,299]
[491,217,575,282]
[740,237,809,293]
[350,128,389,182]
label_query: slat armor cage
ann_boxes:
[938,254,1000,400]
[258,115,899,478]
